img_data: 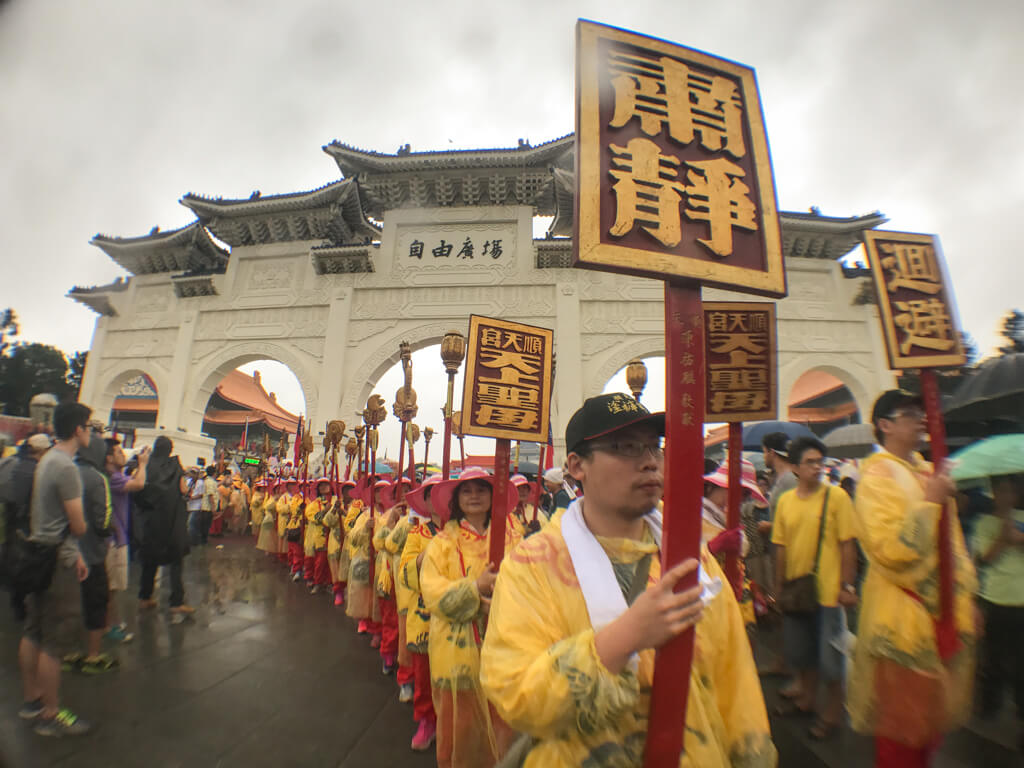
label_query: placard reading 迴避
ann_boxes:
[702,301,777,422]
[575,20,786,297]
[863,230,966,370]
[459,316,554,443]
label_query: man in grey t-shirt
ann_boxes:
[19,401,93,737]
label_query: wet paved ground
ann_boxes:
[0,536,1019,767]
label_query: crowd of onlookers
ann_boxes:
[1,390,1022,764]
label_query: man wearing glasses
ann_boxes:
[847,390,978,768]
[18,401,93,736]
[770,435,857,739]
[480,393,774,767]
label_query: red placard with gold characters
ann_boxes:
[574,20,786,297]
[862,230,966,370]
[703,301,777,422]
[459,316,554,443]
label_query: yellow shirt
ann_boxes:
[770,484,855,607]
[848,449,977,747]
[479,515,775,768]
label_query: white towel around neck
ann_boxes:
[561,497,721,639]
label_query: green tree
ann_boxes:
[0,308,17,357]
[998,309,1024,354]
[0,343,72,416]
[66,350,88,399]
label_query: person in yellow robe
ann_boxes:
[275,479,290,563]
[510,474,548,537]
[256,480,281,556]
[480,393,775,768]
[420,467,523,768]
[323,480,356,606]
[249,480,266,540]
[374,480,406,674]
[382,478,416,699]
[401,475,444,752]
[848,390,978,767]
[346,480,389,644]
[304,478,336,595]
[283,479,305,580]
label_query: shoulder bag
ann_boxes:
[778,488,830,615]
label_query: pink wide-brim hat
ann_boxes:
[406,475,443,519]
[510,474,529,487]
[703,459,767,504]
[357,478,392,508]
[429,467,520,526]
[383,477,414,509]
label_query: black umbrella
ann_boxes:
[944,353,1024,424]
[741,421,816,451]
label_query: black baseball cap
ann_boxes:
[870,389,924,425]
[565,393,666,455]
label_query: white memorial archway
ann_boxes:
[72,136,895,462]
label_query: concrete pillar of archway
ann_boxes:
[314,291,352,428]
[157,310,197,431]
[554,283,583,464]
[77,316,109,410]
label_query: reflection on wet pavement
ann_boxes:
[0,538,435,768]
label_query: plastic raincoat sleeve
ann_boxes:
[480,553,639,740]
[856,460,940,587]
[322,506,340,529]
[420,535,481,625]
[348,510,372,549]
[372,516,391,552]
[385,517,410,555]
[400,524,427,594]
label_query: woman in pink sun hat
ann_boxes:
[323,479,357,606]
[702,458,766,633]
[400,475,445,752]
[376,477,418,691]
[419,467,522,767]
[509,474,548,536]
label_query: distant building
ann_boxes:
[111,369,299,453]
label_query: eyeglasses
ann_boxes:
[800,457,825,467]
[589,439,664,459]
[885,408,926,421]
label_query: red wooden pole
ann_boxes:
[530,442,547,523]
[919,368,956,658]
[367,428,378,594]
[408,439,416,486]
[442,374,455,478]
[644,281,705,768]
[725,421,743,597]
[459,436,466,470]
[396,422,407,501]
[489,439,511,565]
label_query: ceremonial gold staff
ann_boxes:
[439,330,465,479]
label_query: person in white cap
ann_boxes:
[480,393,774,767]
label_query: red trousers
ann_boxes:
[277,552,288,564]
[209,515,223,536]
[312,551,330,586]
[412,651,435,724]
[380,596,399,660]
[288,541,304,573]
[875,737,938,768]
[333,581,346,595]
[303,554,314,580]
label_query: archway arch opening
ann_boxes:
[200,359,306,456]
[787,368,861,436]
[601,356,666,412]
[109,372,160,433]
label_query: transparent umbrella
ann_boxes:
[824,423,877,459]
[949,434,1024,483]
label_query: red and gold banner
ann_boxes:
[460,316,554,443]
[863,230,966,369]
[703,301,777,422]
[575,20,785,297]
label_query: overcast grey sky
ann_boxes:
[2,0,1021,453]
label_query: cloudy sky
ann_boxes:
[2,0,1021,454]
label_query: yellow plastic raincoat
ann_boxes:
[400,519,441,654]
[346,505,380,622]
[256,494,279,553]
[323,500,346,582]
[250,490,265,530]
[420,519,522,768]
[848,450,977,748]
[275,494,290,555]
[480,515,776,768]
[304,496,332,553]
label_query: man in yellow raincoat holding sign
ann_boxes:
[480,393,775,768]
[848,390,978,767]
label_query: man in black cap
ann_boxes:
[480,393,775,766]
[847,389,978,767]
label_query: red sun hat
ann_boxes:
[383,477,414,509]
[429,467,520,526]
[510,474,529,487]
[405,474,444,519]
[359,478,392,508]
[703,459,767,504]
